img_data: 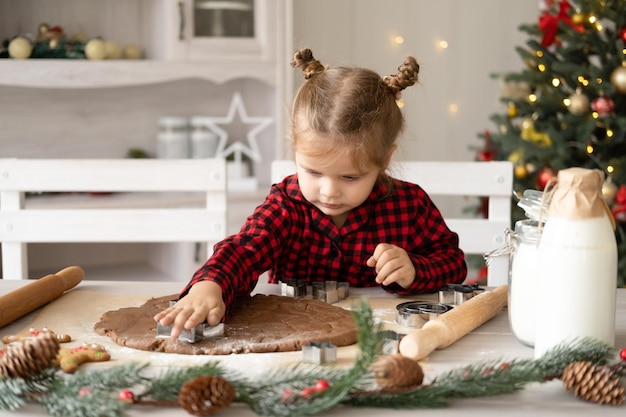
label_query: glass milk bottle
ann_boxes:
[534,168,617,358]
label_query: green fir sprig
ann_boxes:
[0,299,622,417]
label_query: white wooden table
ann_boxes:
[0,279,624,417]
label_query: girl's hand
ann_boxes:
[153,281,225,339]
[366,243,416,288]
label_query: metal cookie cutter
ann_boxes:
[280,279,307,297]
[395,301,453,328]
[302,341,337,364]
[156,300,224,343]
[312,281,349,304]
[438,283,485,306]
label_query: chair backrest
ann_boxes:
[0,158,227,280]
[271,160,513,286]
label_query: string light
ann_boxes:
[587,144,594,154]
[552,78,561,87]
[394,35,404,45]
[538,64,546,72]
[528,93,538,103]
[437,39,449,50]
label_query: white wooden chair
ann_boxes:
[0,158,227,281]
[271,160,513,287]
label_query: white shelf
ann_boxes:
[0,59,278,89]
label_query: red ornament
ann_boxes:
[620,27,626,43]
[314,379,330,392]
[591,96,615,117]
[476,149,496,162]
[118,389,135,403]
[538,0,584,47]
[301,387,316,399]
[536,166,557,190]
[477,130,496,161]
[620,347,626,361]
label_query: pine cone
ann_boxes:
[178,375,236,416]
[562,360,625,405]
[0,332,60,379]
[372,354,424,389]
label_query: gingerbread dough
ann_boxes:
[94,294,358,355]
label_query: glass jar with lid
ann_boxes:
[157,116,189,159]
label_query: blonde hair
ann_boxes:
[290,48,420,178]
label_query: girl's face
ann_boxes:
[295,150,381,228]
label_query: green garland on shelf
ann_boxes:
[0,298,622,417]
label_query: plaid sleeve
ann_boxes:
[381,181,467,295]
[179,184,293,314]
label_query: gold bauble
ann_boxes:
[610,65,626,94]
[602,176,618,206]
[568,91,590,115]
[85,39,106,60]
[514,164,529,179]
[122,44,142,60]
[508,149,524,164]
[37,23,50,41]
[104,41,122,59]
[571,12,586,25]
[507,102,518,118]
[8,37,32,59]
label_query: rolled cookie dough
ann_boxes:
[94,294,357,355]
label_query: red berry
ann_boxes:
[314,379,330,392]
[301,387,316,399]
[118,389,135,403]
[620,347,626,361]
[281,389,297,404]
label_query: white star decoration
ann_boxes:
[204,92,273,164]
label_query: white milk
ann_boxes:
[534,216,617,358]
[508,220,540,347]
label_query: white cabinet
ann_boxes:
[0,0,293,167]
[163,0,274,62]
[0,0,292,90]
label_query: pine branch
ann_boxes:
[142,362,225,402]
[38,363,149,417]
[247,298,385,417]
[0,369,56,410]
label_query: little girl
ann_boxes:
[155,49,467,338]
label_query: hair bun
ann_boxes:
[291,48,326,80]
[383,56,420,93]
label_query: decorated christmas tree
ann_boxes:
[477,0,626,287]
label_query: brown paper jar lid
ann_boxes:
[547,167,606,220]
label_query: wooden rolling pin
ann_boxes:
[399,284,508,361]
[0,266,84,328]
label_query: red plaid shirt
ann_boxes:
[181,174,467,313]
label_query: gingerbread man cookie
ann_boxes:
[2,327,71,344]
[56,342,111,373]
